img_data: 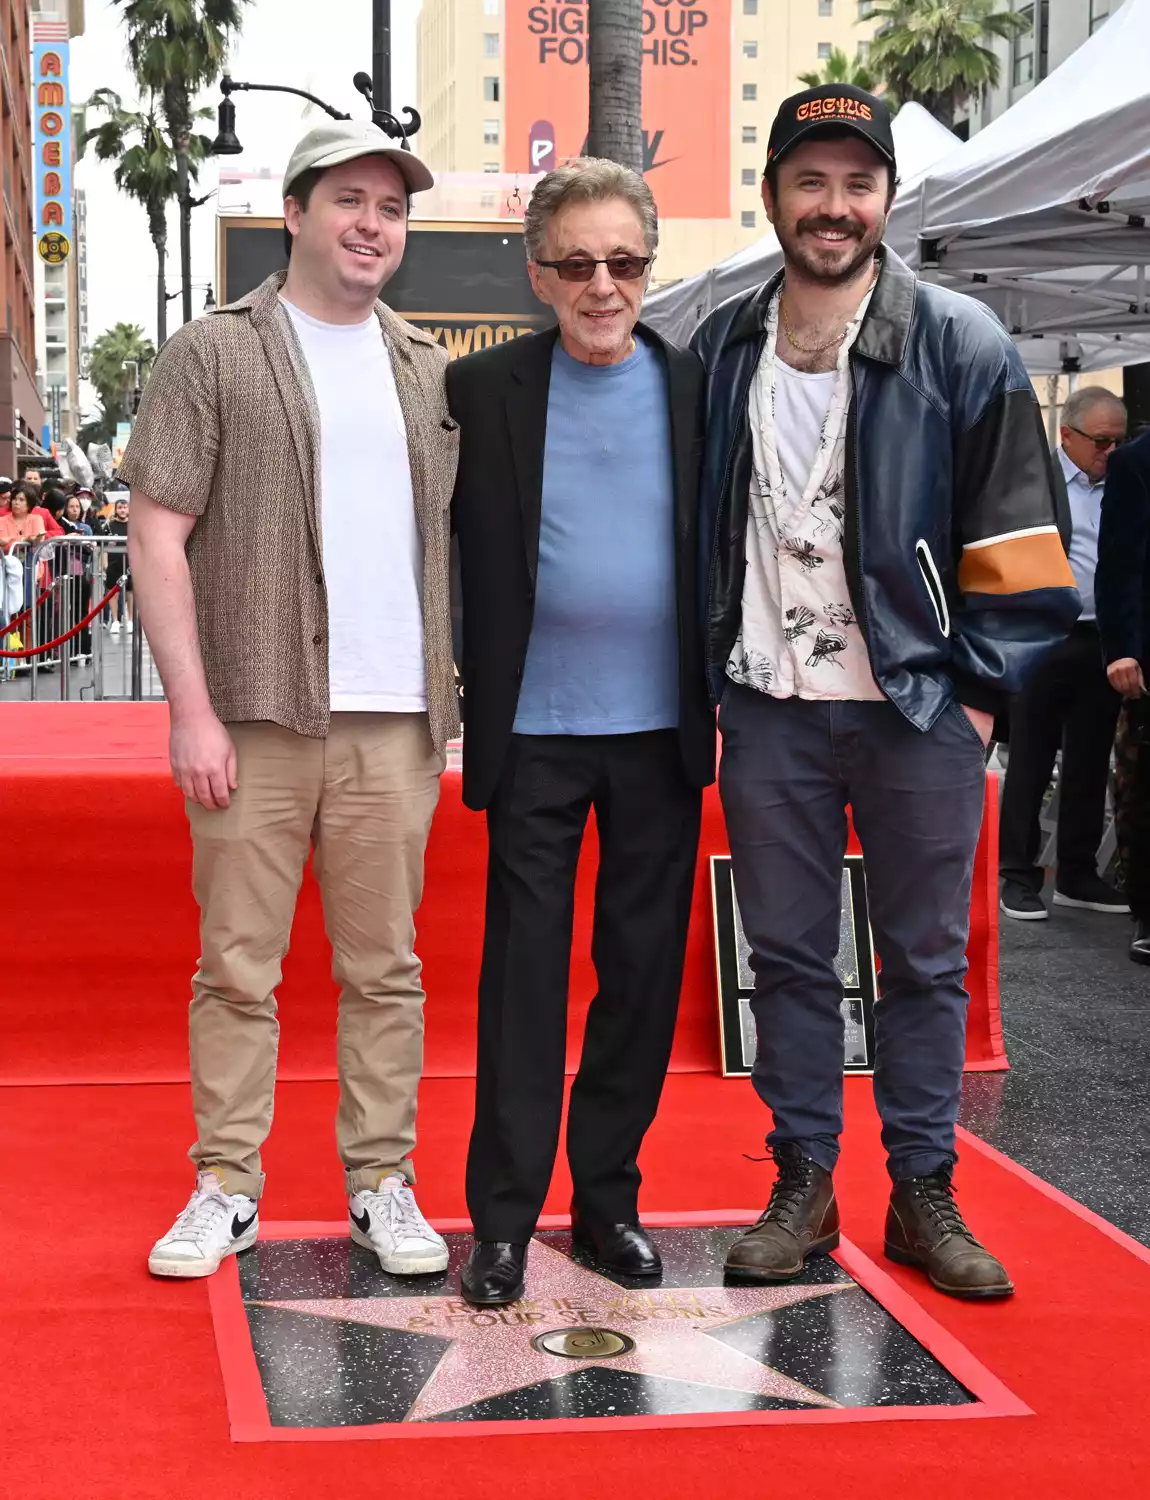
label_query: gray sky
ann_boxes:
[72,0,421,399]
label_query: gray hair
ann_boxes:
[523,157,659,263]
[1062,386,1127,430]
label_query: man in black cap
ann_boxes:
[692,86,1078,1299]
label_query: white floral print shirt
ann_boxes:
[726,288,885,702]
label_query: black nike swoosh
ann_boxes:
[231,1211,257,1237]
[645,154,682,173]
[351,1207,372,1235]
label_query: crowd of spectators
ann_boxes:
[0,469,133,671]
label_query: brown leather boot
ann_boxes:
[885,1171,1014,1300]
[724,1143,840,1281]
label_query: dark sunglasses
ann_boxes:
[535,254,652,283]
[1066,425,1120,452]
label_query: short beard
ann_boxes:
[777,216,885,287]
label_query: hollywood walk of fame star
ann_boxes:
[254,1240,854,1422]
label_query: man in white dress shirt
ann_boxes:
[999,386,1129,920]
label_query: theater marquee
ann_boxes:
[33,33,73,264]
[216,218,552,353]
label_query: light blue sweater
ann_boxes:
[513,338,680,735]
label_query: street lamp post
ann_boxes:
[211,1,421,159]
[374,0,390,116]
[165,282,217,313]
[122,360,143,418]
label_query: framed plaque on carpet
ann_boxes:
[710,854,878,1077]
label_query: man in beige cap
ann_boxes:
[122,121,461,1280]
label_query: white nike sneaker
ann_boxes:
[349,1174,449,1275]
[148,1171,259,1279]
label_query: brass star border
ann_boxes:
[208,1212,1030,1442]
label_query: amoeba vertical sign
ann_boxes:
[506,0,731,220]
[33,28,73,264]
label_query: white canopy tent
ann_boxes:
[1011,328,1150,377]
[913,0,1150,356]
[644,0,1150,372]
[643,103,962,345]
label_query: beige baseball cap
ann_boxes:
[282,119,434,199]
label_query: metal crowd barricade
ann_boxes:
[0,535,164,703]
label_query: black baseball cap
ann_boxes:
[766,84,895,172]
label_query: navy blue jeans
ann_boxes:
[718,686,987,1182]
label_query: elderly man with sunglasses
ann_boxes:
[999,386,1129,921]
[446,159,715,1307]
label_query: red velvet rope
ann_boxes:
[0,579,125,660]
[0,582,55,636]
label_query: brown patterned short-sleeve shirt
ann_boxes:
[119,271,460,747]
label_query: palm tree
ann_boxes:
[587,0,644,173]
[867,0,1030,125]
[115,1,251,325]
[84,324,157,446]
[799,46,879,93]
[82,89,210,346]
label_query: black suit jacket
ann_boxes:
[1097,429,1150,667]
[446,322,716,812]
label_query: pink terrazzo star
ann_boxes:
[256,1239,852,1421]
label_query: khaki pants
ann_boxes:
[186,713,444,1200]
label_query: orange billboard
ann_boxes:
[505,0,731,221]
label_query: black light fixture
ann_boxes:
[353,70,421,144]
[210,2,422,162]
[211,94,243,157]
[211,74,353,160]
[204,287,217,313]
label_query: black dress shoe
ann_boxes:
[1130,920,1150,966]
[570,1214,662,1277]
[461,1241,527,1306]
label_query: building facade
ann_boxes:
[416,0,880,286]
[0,0,44,476]
[31,0,84,452]
[969,0,1111,131]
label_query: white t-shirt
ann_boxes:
[776,362,835,505]
[283,298,426,713]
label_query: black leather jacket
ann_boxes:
[691,249,1081,728]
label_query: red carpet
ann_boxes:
[2,1073,1148,1498]
[2,707,1141,1493]
[0,703,1005,1083]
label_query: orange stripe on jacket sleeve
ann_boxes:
[958,530,1076,596]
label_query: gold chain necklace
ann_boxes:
[779,269,879,354]
[778,296,847,354]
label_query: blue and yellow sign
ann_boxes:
[33,40,72,263]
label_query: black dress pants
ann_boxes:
[467,730,702,1244]
[999,624,1120,891]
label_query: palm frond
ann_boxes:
[864,0,1025,121]
[796,45,879,93]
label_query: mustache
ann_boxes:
[797,217,865,240]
